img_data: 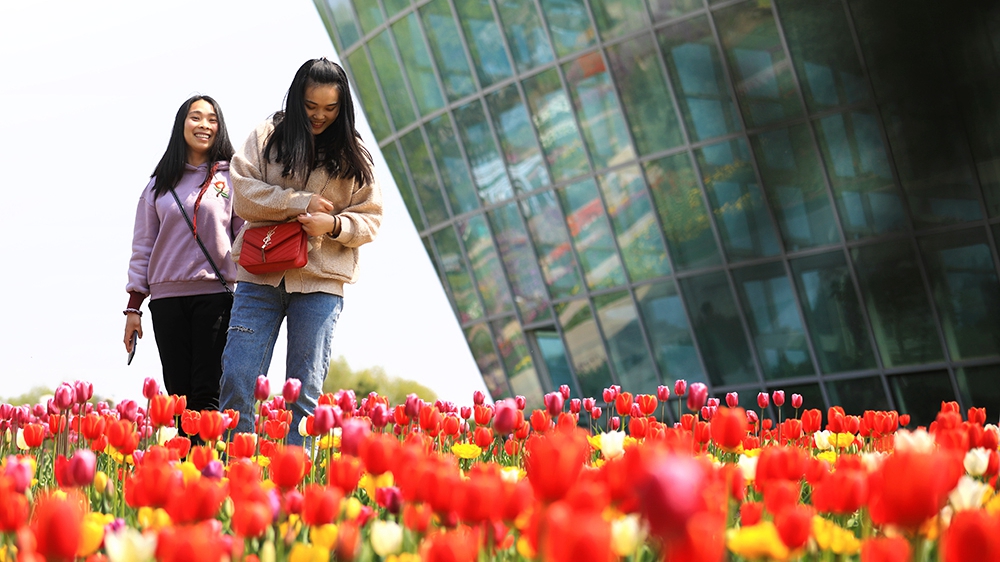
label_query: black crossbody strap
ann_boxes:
[169,188,234,296]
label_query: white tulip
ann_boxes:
[370,520,403,557]
[964,448,991,477]
[104,527,157,562]
[610,514,647,557]
[894,429,936,453]
[948,475,991,512]
[600,431,626,460]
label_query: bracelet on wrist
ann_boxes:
[124,308,143,317]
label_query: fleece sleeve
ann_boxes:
[125,183,159,297]
[231,123,314,222]
[331,167,383,249]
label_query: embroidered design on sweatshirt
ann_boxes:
[213,180,229,199]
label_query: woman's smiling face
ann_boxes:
[304,84,340,136]
[183,99,218,162]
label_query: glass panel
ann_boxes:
[533,330,578,397]
[890,371,955,428]
[555,299,613,399]
[776,0,867,112]
[523,69,591,182]
[564,53,636,171]
[635,281,706,384]
[465,324,511,399]
[881,105,983,228]
[606,34,684,156]
[658,15,741,142]
[825,377,889,417]
[957,365,1000,427]
[733,262,815,380]
[425,113,480,215]
[558,179,628,290]
[646,0,702,22]
[643,153,721,271]
[454,0,513,87]
[459,215,516,316]
[432,226,483,322]
[680,271,757,386]
[392,14,446,116]
[485,86,551,193]
[790,251,876,373]
[538,0,597,58]
[714,0,804,128]
[851,240,944,367]
[492,317,545,408]
[488,203,552,324]
[773,383,825,421]
[352,0,384,34]
[520,192,585,299]
[919,229,1000,360]
[595,291,660,395]
[590,0,649,40]
[399,129,448,225]
[422,237,443,287]
[326,0,361,49]
[814,110,905,239]
[454,100,514,205]
[381,142,424,230]
[597,166,671,281]
[496,0,554,72]
[369,30,417,129]
[696,138,781,261]
[383,0,410,17]
[345,50,392,141]
[751,124,840,250]
[421,0,477,101]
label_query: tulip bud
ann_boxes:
[700,406,716,421]
[404,394,423,419]
[757,392,770,409]
[493,399,518,435]
[117,399,139,422]
[707,397,720,408]
[282,379,302,404]
[473,390,486,406]
[630,403,642,418]
[610,416,621,431]
[53,384,75,412]
[603,387,618,404]
[142,377,160,400]
[791,393,803,409]
[657,385,670,402]
[370,403,390,429]
[726,392,739,408]
[746,410,759,425]
[74,380,94,404]
[591,407,602,420]
[582,397,596,411]
[686,383,707,412]
[772,390,785,407]
[674,379,687,396]
[254,375,270,402]
[459,406,472,420]
[559,385,571,399]
[569,398,581,414]
[514,396,526,410]
[339,418,370,457]
[544,392,564,417]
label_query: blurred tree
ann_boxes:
[323,356,438,406]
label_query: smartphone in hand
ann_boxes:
[127,331,138,365]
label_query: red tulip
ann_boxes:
[634,452,707,541]
[493,399,518,435]
[636,394,658,416]
[359,432,398,476]
[269,446,308,490]
[710,407,747,452]
[302,483,344,526]
[22,423,46,448]
[941,510,1000,562]
[543,501,612,562]
[525,429,590,503]
[861,537,911,562]
[801,409,822,434]
[165,478,227,524]
[757,392,769,409]
[614,392,633,417]
[775,504,813,550]
[32,491,85,561]
[198,410,225,442]
[772,390,785,407]
[282,379,302,404]
[868,449,963,529]
[329,455,364,493]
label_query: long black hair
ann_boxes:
[263,58,374,186]
[150,95,234,197]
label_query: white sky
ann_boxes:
[0,0,487,405]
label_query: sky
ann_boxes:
[0,0,487,406]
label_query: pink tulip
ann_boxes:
[74,380,94,404]
[339,418,370,457]
[339,390,357,416]
[603,387,618,404]
[544,392,564,417]
[657,385,670,402]
[726,392,739,408]
[68,449,96,486]
[53,384,75,412]
[493,399,518,435]
[254,375,270,402]
[404,394,423,419]
[514,395,526,410]
[674,379,687,397]
[282,379,302,404]
[569,398,581,414]
[559,385,571,399]
[757,392,770,409]
[473,390,486,406]
[591,407,602,419]
[116,399,139,422]
[582,397,596,412]
[370,403,390,429]
[459,406,472,420]
[610,416,621,430]
[772,390,785,407]
[313,405,339,434]
[636,454,706,541]
[791,393,803,409]
[142,377,160,400]
[686,383,708,412]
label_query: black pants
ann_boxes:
[149,293,231,413]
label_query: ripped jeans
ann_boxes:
[219,280,343,446]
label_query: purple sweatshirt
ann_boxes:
[126,161,244,308]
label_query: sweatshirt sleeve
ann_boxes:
[331,167,383,249]
[231,122,314,222]
[125,182,159,296]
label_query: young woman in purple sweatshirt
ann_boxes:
[124,95,242,414]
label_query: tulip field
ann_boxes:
[1,376,998,562]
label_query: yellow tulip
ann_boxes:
[77,512,114,557]
[289,543,330,562]
[726,521,790,561]
[812,516,860,555]
[309,524,339,550]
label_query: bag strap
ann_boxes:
[169,182,234,297]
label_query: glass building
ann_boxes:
[313,0,1000,426]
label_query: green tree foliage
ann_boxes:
[322,356,438,406]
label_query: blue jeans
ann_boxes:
[219,281,343,446]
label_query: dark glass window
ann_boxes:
[532,330,578,397]
[432,226,483,322]
[454,100,514,205]
[345,50,391,141]
[492,317,545,408]
[538,0,598,58]
[425,114,479,215]
[595,291,660,395]
[326,0,361,50]
[890,371,955,428]
[369,30,417,129]
[520,192,585,299]
[590,0,650,40]
[825,377,890,417]
[458,215,516,316]
[496,0,555,72]
[454,0,514,87]
[420,0,477,101]
[555,300,614,399]
[597,166,671,281]
[465,324,511,399]
[399,128,448,225]
[957,365,1000,425]
[557,179,628,290]
[635,281,706,384]
[523,69,591,181]
[643,153,721,271]
[680,271,757,386]
[393,13,446,116]
[381,142,424,230]
[485,86,551,193]
[563,53,635,171]
[488,203,552,324]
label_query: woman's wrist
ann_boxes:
[328,215,341,238]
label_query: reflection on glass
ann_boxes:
[851,240,943,367]
[465,324,511,399]
[352,0,384,34]
[369,30,417,129]
[421,0,477,101]
[646,0,702,22]
[523,69,591,181]
[520,192,584,298]
[595,291,659,395]
[644,153,721,270]
[814,110,905,238]
[454,100,514,204]
[381,142,424,230]
[957,365,1000,426]
[383,0,410,18]
[422,237,443,288]
[714,0,804,127]
[635,281,706,384]
[658,15,741,142]
[777,0,868,111]
[790,251,876,373]
[882,105,983,227]
[751,124,840,250]
[496,0,554,72]
[590,0,649,40]
[485,86,551,193]
[825,377,889,417]
[890,371,955,428]
[432,226,483,322]
[680,271,757,386]
[597,166,671,281]
[733,262,814,380]
[399,129,448,225]
[533,330,578,397]
[459,215,516,316]
[326,0,361,49]
[606,35,684,156]
[555,300,613,399]
[696,138,781,261]
[492,317,545,408]
[345,50,391,141]
[488,203,552,324]
[538,0,597,57]
[392,14,445,116]
[558,179,628,290]
[919,229,1000,360]
[425,114,479,215]
[454,0,513,87]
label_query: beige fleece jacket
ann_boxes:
[230,119,382,296]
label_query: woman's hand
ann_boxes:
[298,213,336,237]
[307,194,334,214]
[124,314,142,353]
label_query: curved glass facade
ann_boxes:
[315,0,1000,426]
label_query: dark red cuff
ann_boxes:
[127,291,147,310]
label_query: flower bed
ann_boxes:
[1,377,998,562]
